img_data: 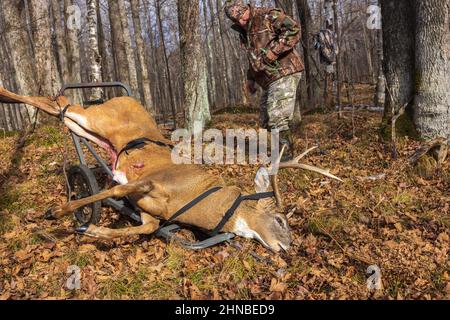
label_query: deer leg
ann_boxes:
[0,87,64,116]
[44,177,155,220]
[76,212,160,240]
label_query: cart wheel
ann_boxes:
[67,165,101,226]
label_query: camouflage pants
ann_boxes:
[260,72,302,132]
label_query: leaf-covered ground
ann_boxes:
[0,108,448,300]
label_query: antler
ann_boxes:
[270,146,343,208]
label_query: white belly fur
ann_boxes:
[113,171,129,185]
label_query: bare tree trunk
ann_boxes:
[216,0,234,106]
[296,0,313,103]
[65,0,82,103]
[97,0,113,87]
[51,0,69,85]
[30,0,60,96]
[3,0,38,121]
[333,0,341,114]
[130,0,154,114]
[178,0,211,131]
[117,0,140,101]
[413,0,450,141]
[86,0,103,101]
[374,29,385,108]
[108,0,128,85]
[380,0,415,119]
[202,0,216,108]
[207,0,225,108]
[156,0,177,127]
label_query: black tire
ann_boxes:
[67,165,102,226]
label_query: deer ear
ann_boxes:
[254,167,270,193]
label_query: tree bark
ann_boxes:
[117,0,140,101]
[413,0,450,141]
[86,0,103,101]
[178,0,211,131]
[64,0,83,103]
[3,0,38,121]
[108,0,129,86]
[130,0,154,114]
[380,0,415,119]
[156,0,177,127]
[51,0,70,86]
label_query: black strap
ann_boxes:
[157,187,223,231]
[155,186,274,237]
[59,104,71,122]
[117,137,173,161]
[209,191,274,236]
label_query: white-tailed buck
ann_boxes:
[0,87,341,252]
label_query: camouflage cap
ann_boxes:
[224,0,249,24]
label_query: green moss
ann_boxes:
[415,71,422,92]
[380,113,419,141]
[413,155,437,179]
[213,105,257,115]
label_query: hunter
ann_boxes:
[224,0,304,159]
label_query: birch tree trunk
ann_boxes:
[413,0,450,141]
[3,0,38,121]
[130,0,154,114]
[178,0,211,131]
[86,0,103,101]
[117,0,140,101]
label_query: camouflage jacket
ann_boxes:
[234,6,305,89]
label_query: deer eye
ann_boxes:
[275,216,285,227]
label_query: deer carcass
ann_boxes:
[0,87,341,252]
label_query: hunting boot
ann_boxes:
[279,130,294,161]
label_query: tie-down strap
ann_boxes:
[117,137,173,161]
[157,187,274,236]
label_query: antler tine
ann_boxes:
[269,146,343,210]
[278,162,343,182]
[294,146,319,162]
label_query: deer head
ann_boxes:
[231,146,342,252]
[231,194,292,253]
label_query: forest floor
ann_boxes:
[0,104,449,300]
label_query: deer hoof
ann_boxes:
[44,209,57,220]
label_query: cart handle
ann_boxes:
[59,82,132,97]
